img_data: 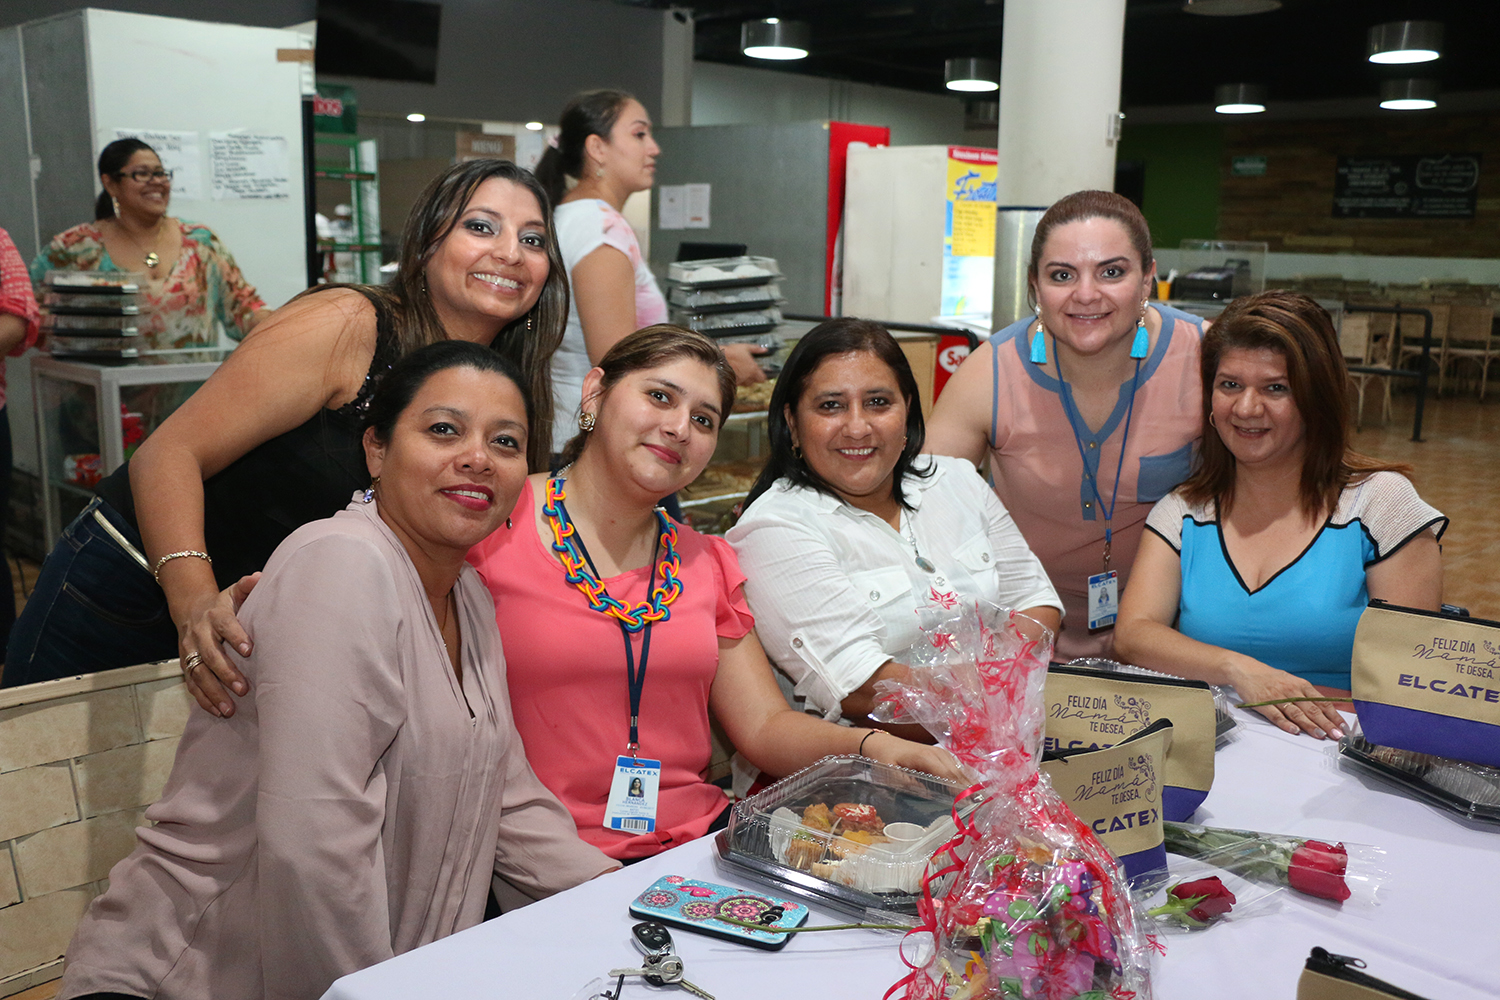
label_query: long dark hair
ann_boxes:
[365,339,532,446]
[558,325,735,469]
[1179,290,1411,519]
[302,158,566,472]
[95,138,156,220]
[745,318,930,510]
[533,89,635,207]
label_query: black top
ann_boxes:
[94,287,400,589]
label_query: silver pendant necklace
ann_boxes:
[902,512,936,573]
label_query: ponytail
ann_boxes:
[535,89,634,207]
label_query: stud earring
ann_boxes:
[506,516,513,530]
[580,412,596,432]
[362,476,380,503]
[111,197,121,218]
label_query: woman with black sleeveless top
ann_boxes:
[4,159,568,709]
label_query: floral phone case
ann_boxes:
[628,875,810,950]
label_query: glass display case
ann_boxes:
[31,351,229,546]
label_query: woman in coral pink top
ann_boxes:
[928,191,1205,662]
[468,327,964,860]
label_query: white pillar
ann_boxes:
[991,0,1126,329]
[996,0,1127,204]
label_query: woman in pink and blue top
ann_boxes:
[1115,291,1444,740]
[535,90,767,460]
[928,191,1206,661]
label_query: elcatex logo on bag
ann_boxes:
[1043,664,1217,821]
[1353,600,1500,768]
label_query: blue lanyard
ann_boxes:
[1053,336,1142,571]
[562,498,662,757]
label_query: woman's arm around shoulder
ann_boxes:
[926,341,995,467]
[135,288,381,716]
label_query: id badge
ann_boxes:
[603,755,661,834]
[1087,570,1119,631]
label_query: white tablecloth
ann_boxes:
[323,711,1499,999]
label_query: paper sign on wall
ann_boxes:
[112,129,202,200]
[942,146,997,316]
[210,133,291,200]
[684,183,711,229]
[658,185,686,230]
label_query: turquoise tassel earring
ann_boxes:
[1129,300,1150,359]
[1129,320,1149,359]
[1029,328,1047,364]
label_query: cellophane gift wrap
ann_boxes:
[870,601,1153,1000]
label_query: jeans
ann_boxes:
[2,496,178,688]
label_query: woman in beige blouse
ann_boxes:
[56,341,616,1000]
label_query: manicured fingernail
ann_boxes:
[238,643,251,655]
[233,682,247,695]
[218,702,232,715]
[1330,728,1344,739]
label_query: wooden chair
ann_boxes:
[1442,304,1498,400]
[1395,302,1451,395]
[1340,312,1396,427]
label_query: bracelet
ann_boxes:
[152,550,213,582]
[858,729,879,757]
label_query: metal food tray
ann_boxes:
[714,755,966,918]
[1338,732,1500,824]
[668,282,783,313]
[666,255,782,290]
[44,269,143,293]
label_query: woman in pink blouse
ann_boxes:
[31,138,270,349]
[467,326,964,861]
[57,342,614,1000]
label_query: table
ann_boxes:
[322,710,1499,1000]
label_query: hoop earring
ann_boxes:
[527,313,534,332]
[362,476,380,503]
[792,444,803,460]
[1208,413,1217,429]
[580,412,596,432]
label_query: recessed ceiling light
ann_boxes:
[1214,83,1266,114]
[1182,0,1281,14]
[945,57,1000,93]
[406,113,426,122]
[1379,79,1438,111]
[1368,21,1442,65]
[524,121,544,131]
[741,17,809,60]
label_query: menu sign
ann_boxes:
[1333,153,1481,218]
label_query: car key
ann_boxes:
[632,921,674,959]
[647,960,714,1000]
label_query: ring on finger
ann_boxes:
[183,651,204,675]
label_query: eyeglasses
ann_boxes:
[115,168,173,183]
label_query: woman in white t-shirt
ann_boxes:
[536,90,767,458]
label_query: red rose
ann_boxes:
[1169,877,1236,922]
[1288,840,1350,902]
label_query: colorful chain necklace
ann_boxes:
[542,474,683,632]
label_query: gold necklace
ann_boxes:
[114,216,168,270]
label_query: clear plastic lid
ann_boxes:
[48,337,141,359]
[666,256,781,289]
[668,281,783,311]
[43,270,143,293]
[1338,725,1500,823]
[668,306,782,335]
[44,291,142,314]
[42,313,141,331]
[715,755,967,917]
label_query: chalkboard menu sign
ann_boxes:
[1333,154,1481,218]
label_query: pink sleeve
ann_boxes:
[0,228,41,354]
[597,205,646,269]
[704,534,755,640]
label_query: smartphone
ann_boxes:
[628,875,810,950]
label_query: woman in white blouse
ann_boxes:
[728,319,1063,732]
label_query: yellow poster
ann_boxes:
[942,146,997,315]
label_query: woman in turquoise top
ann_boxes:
[1116,291,1445,740]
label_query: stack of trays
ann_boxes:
[41,270,144,360]
[666,256,784,345]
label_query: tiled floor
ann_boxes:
[1350,390,1499,617]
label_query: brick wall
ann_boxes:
[0,662,188,997]
[1219,113,1500,258]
